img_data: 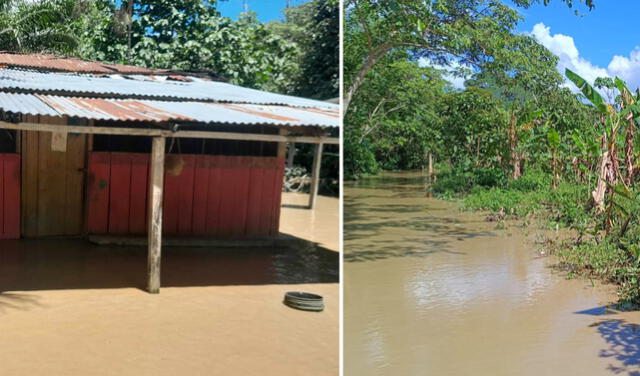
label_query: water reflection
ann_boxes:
[345,171,640,376]
[0,238,338,294]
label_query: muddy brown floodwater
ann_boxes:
[0,192,338,376]
[345,171,640,376]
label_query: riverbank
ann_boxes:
[345,171,640,375]
[428,168,640,307]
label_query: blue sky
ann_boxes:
[217,0,310,21]
[510,0,640,89]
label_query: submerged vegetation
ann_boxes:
[345,0,640,305]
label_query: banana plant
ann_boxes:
[547,125,561,189]
[507,103,543,179]
[566,68,640,235]
[566,69,623,214]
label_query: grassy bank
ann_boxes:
[430,168,640,307]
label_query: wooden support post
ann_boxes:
[287,142,296,168]
[308,142,324,209]
[277,129,287,158]
[147,136,165,294]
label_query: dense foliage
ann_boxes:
[0,0,339,195]
[345,0,640,305]
[0,0,338,98]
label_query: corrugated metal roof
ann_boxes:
[0,68,338,109]
[0,93,339,127]
[0,52,163,74]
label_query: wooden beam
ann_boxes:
[0,121,339,144]
[308,142,324,209]
[147,136,165,294]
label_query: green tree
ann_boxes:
[74,1,299,92]
[267,0,338,99]
[345,55,450,177]
[344,0,594,115]
[0,0,80,53]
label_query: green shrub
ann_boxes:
[430,170,474,195]
[507,169,549,192]
[345,139,379,179]
[462,187,543,216]
[556,240,640,306]
[430,167,507,196]
[474,167,508,188]
[545,182,591,227]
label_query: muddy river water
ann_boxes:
[345,171,640,376]
[0,193,338,376]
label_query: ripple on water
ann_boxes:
[345,171,640,376]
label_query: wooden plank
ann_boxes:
[87,152,111,234]
[148,136,165,294]
[108,153,132,234]
[216,156,234,238]
[245,158,265,237]
[37,130,66,236]
[270,158,285,235]
[231,157,251,238]
[129,153,149,235]
[308,143,324,209]
[177,154,195,235]
[3,154,20,239]
[21,126,40,237]
[64,132,86,235]
[191,156,210,235]
[162,155,181,236]
[205,156,222,236]
[259,160,279,237]
[0,122,339,144]
[217,157,250,238]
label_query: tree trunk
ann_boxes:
[624,118,635,186]
[551,151,557,189]
[592,133,616,214]
[344,45,393,116]
[592,150,610,214]
[127,0,134,64]
[508,112,521,179]
[286,142,296,168]
[428,152,434,183]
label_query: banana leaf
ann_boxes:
[565,68,608,114]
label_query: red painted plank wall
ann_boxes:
[87,152,285,238]
[0,154,20,239]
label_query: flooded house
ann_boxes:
[0,52,339,292]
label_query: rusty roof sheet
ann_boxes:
[0,93,339,127]
[0,68,338,109]
[0,52,164,74]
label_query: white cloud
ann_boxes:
[421,23,640,94]
[530,22,640,92]
[607,48,640,89]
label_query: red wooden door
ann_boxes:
[0,153,20,239]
